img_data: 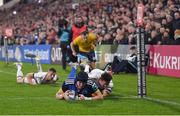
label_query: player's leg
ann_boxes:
[56,64,78,99]
[60,43,68,70]
[35,56,43,72]
[87,51,96,69]
[15,62,24,83]
[68,63,78,76]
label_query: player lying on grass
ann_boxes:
[83,64,113,97]
[15,63,58,85]
[74,54,113,97]
[56,65,105,100]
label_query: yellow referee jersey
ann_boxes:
[73,32,97,52]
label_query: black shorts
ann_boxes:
[78,51,96,62]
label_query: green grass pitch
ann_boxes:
[0,61,180,115]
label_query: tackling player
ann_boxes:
[84,64,113,97]
[15,63,58,85]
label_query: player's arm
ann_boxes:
[70,37,79,56]
[79,80,103,100]
[79,89,103,100]
[91,43,96,50]
[102,86,112,97]
[56,88,65,100]
[56,82,69,100]
[91,33,97,50]
[91,89,103,100]
[102,89,110,97]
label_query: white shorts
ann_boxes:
[24,77,37,85]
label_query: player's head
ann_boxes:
[98,72,112,89]
[80,29,88,40]
[76,71,88,90]
[75,16,84,27]
[46,68,57,80]
[59,18,68,29]
[129,46,137,54]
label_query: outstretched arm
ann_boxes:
[56,88,64,100]
[79,89,103,100]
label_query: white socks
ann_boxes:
[84,65,90,73]
[16,64,23,78]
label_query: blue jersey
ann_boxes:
[62,79,98,97]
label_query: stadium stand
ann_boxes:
[0,0,179,45]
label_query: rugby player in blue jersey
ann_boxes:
[56,66,104,100]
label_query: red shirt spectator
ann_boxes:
[72,16,87,41]
[72,24,87,41]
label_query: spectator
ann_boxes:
[0,0,179,45]
[72,16,87,41]
[58,18,71,70]
[174,29,180,45]
[46,28,58,44]
[149,30,162,45]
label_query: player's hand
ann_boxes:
[64,90,71,100]
[78,94,85,100]
[72,51,77,56]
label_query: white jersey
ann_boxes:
[88,69,104,79]
[88,69,113,88]
[33,72,47,84]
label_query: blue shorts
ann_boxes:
[78,51,96,62]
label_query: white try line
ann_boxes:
[126,95,180,106]
[0,95,180,107]
[107,94,180,106]
[144,97,180,106]
[0,96,138,101]
[0,97,52,100]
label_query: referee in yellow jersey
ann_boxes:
[70,30,97,69]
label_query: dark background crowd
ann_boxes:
[0,0,180,46]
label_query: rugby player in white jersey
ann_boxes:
[83,64,113,97]
[15,63,58,85]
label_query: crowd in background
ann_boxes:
[0,0,180,46]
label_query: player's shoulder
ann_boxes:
[87,79,96,85]
[88,32,97,39]
[73,35,81,43]
[87,79,98,90]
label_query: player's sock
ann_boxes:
[68,67,76,79]
[66,67,77,100]
[16,68,23,78]
[84,64,90,73]
[69,62,78,70]
[15,63,23,78]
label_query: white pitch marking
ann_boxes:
[0,70,15,75]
